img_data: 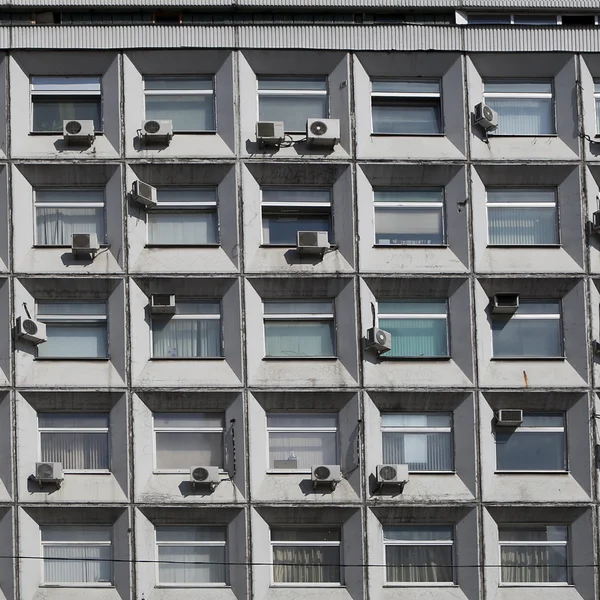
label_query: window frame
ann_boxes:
[145,186,220,247]
[382,525,455,586]
[143,75,216,133]
[594,79,600,136]
[152,412,225,474]
[269,527,343,586]
[370,78,443,136]
[154,525,228,587]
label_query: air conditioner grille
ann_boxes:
[300,232,318,246]
[483,106,493,121]
[314,465,331,480]
[309,120,328,136]
[144,120,161,134]
[72,234,89,248]
[153,294,172,306]
[65,120,82,135]
[500,410,522,422]
[37,463,54,478]
[375,330,387,345]
[192,467,209,481]
[379,465,398,481]
[257,122,275,137]
[22,319,38,335]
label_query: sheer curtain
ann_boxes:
[42,432,108,470]
[269,431,336,469]
[385,545,453,583]
[375,206,443,245]
[381,317,448,357]
[155,431,223,470]
[158,545,226,584]
[486,98,554,135]
[265,321,334,357]
[383,432,453,471]
[148,211,218,245]
[37,207,104,246]
[488,206,557,245]
[38,323,107,358]
[273,546,340,583]
[152,318,221,358]
[44,544,112,583]
[501,545,567,583]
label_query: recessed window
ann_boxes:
[263,300,335,358]
[153,413,224,472]
[271,528,341,584]
[156,526,227,585]
[374,188,445,246]
[35,189,105,246]
[267,413,337,471]
[371,80,442,134]
[486,188,558,246]
[147,188,219,246]
[31,76,102,133]
[491,299,563,358]
[261,188,332,246]
[378,299,449,358]
[594,80,600,134]
[383,526,454,584]
[144,77,215,132]
[152,300,222,359]
[496,413,566,472]
[258,77,328,133]
[37,301,108,359]
[39,413,110,472]
[41,526,112,585]
[483,80,555,135]
[499,525,569,584]
[381,413,453,472]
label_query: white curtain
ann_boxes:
[265,321,334,357]
[488,206,557,245]
[375,206,443,245]
[501,546,567,583]
[269,431,337,469]
[44,544,112,583]
[158,545,226,583]
[273,546,340,583]
[385,545,452,583]
[383,432,453,471]
[36,207,104,246]
[148,211,218,245]
[155,431,223,470]
[380,318,448,358]
[42,432,109,470]
[486,97,554,135]
[152,319,221,358]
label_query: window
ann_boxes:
[39,413,109,472]
[492,299,563,358]
[144,77,215,132]
[156,526,227,585]
[467,14,558,25]
[371,80,442,134]
[381,414,453,472]
[496,413,566,472]
[383,526,454,584]
[147,188,218,246]
[37,301,108,359]
[152,300,222,359]
[153,413,224,471]
[41,526,112,585]
[35,189,105,246]
[595,80,600,134]
[499,525,569,584]
[374,188,445,246]
[483,80,554,135]
[267,413,337,471]
[271,528,341,584]
[31,76,102,133]
[261,188,332,246]
[486,188,558,246]
[378,299,449,358]
[258,77,328,132]
[263,300,335,358]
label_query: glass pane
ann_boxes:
[32,77,101,92]
[468,14,511,24]
[154,413,224,428]
[521,413,564,427]
[41,431,109,470]
[513,15,557,25]
[176,301,220,315]
[384,525,453,541]
[36,189,105,204]
[157,189,217,204]
[44,544,112,584]
[385,545,453,583]
[39,413,109,428]
[39,323,108,358]
[273,545,340,583]
[501,545,567,583]
[145,77,213,91]
[156,526,225,542]
[488,206,558,245]
[485,97,554,135]
[492,318,562,358]
[381,317,448,358]
[148,210,219,245]
[264,301,333,315]
[484,81,553,94]
[272,529,340,541]
[267,414,337,428]
[499,525,568,542]
[379,300,447,315]
[259,95,328,132]
[514,300,560,315]
[372,80,440,94]
[37,302,106,316]
[32,98,102,132]
[145,94,214,131]
[262,189,331,204]
[156,431,223,469]
[375,206,444,245]
[496,431,565,471]
[258,78,327,91]
[487,189,556,204]
[596,97,600,134]
[158,545,226,584]
[372,100,441,134]
[42,526,111,542]
[381,413,452,427]
[262,213,331,245]
[37,206,105,245]
[374,189,443,203]
[265,321,335,357]
[269,431,337,469]
[152,318,222,358]
[383,431,453,470]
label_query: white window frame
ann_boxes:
[594,79,600,135]
[495,413,567,473]
[152,413,225,474]
[154,525,228,587]
[40,526,113,587]
[485,187,559,247]
[266,413,338,473]
[146,187,219,247]
[269,528,343,586]
[370,79,442,135]
[382,525,455,586]
[33,188,106,247]
[150,299,223,359]
[499,525,570,586]
[381,413,454,473]
[38,413,110,474]
[143,76,216,133]
[30,76,102,133]
[262,300,336,358]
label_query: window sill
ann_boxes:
[263,356,339,361]
[490,356,566,361]
[373,244,448,249]
[149,357,225,361]
[34,357,110,361]
[145,244,221,248]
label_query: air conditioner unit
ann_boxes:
[150,294,176,314]
[296,231,329,254]
[311,464,342,490]
[592,210,600,232]
[306,118,340,148]
[492,293,519,314]
[376,464,409,488]
[256,121,285,146]
[474,103,498,131]
[190,466,221,490]
[34,462,63,483]
[496,409,524,427]
[63,119,95,145]
[366,327,392,354]
[141,119,173,144]
[71,233,99,256]
[132,180,157,207]
[15,316,47,345]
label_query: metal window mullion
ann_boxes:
[265,314,334,320]
[35,202,105,208]
[268,427,338,433]
[374,202,443,208]
[500,541,567,547]
[40,428,109,433]
[381,314,447,320]
[382,427,452,433]
[487,202,556,208]
[371,92,440,99]
[39,315,107,322]
[155,427,224,434]
[385,540,453,546]
[272,541,341,547]
[512,427,565,433]
[258,90,327,96]
[157,541,226,547]
[483,92,552,99]
[262,202,332,208]
[32,90,101,97]
[510,314,561,320]
[170,314,221,321]
[42,541,111,546]
[145,90,213,96]
[155,202,217,209]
